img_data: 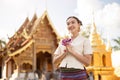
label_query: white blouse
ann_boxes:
[54,34,92,69]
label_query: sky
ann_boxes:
[0,0,120,67]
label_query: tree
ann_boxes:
[112,37,120,51]
[81,24,91,38]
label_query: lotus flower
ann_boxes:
[62,38,72,46]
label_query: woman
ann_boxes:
[53,16,92,80]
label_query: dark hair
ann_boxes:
[66,16,82,25]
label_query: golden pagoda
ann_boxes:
[87,20,119,80]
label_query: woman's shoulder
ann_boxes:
[79,34,88,40]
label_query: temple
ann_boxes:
[0,11,119,80]
[0,11,60,80]
[87,20,119,80]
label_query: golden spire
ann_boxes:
[89,12,106,52]
[45,0,48,11]
[91,11,97,34]
[106,39,112,52]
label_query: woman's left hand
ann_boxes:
[66,44,73,54]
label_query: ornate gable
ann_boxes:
[6,11,59,56]
[31,11,60,53]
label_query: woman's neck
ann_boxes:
[71,32,79,40]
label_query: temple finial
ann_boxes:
[91,11,97,34]
[45,0,48,11]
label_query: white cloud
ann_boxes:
[76,0,103,24]
[96,3,120,28]
[96,2,120,39]
[77,0,120,67]
[77,0,120,40]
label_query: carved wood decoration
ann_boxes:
[33,16,57,54]
[13,44,33,72]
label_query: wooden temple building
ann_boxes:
[0,11,60,80]
[0,11,119,80]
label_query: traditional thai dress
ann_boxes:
[54,34,92,80]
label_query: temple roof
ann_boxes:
[89,21,106,53]
[3,11,59,56]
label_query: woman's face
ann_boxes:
[66,17,80,34]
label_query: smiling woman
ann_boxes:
[53,16,92,80]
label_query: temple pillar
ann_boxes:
[33,41,36,71]
[94,75,98,80]
[17,64,20,78]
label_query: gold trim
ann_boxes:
[8,40,34,56]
